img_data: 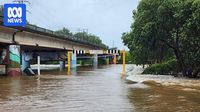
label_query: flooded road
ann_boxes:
[0,65,200,112]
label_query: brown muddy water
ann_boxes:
[0,65,200,112]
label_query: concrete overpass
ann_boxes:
[0,16,121,76]
[0,16,106,50]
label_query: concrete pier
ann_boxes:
[7,45,21,76]
[106,57,109,65]
[22,51,35,75]
[59,61,65,71]
[113,54,117,64]
[71,52,77,69]
[93,54,98,69]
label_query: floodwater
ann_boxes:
[0,65,200,112]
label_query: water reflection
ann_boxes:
[10,77,21,96]
[127,82,200,112]
[126,65,200,112]
[0,65,134,112]
[0,65,200,112]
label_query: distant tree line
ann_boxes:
[55,27,108,48]
[0,5,3,16]
[122,0,200,78]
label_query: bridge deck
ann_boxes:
[0,16,107,50]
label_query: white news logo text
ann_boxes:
[7,7,23,23]
[8,7,22,18]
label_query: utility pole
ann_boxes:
[77,28,88,33]
[76,28,88,40]
[112,40,115,48]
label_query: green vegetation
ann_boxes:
[98,58,109,65]
[122,0,200,78]
[143,59,177,75]
[74,32,102,45]
[78,59,93,66]
[56,27,108,48]
[0,5,3,16]
[118,51,133,64]
[125,51,132,64]
[55,27,73,36]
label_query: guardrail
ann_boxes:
[0,16,107,49]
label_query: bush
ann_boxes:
[142,59,177,75]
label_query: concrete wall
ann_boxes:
[0,26,98,50]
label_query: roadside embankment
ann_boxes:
[125,65,200,90]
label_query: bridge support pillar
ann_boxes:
[113,54,117,64]
[106,57,109,65]
[7,45,21,76]
[71,52,77,69]
[109,56,112,64]
[22,51,34,75]
[93,54,98,68]
[59,61,65,71]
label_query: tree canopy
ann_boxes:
[55,27,73,36]
[122,0,200,78]
[74,32,102,44]
[56,27,108,49]
[0,5,3,16]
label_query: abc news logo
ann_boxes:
[8,7,23,18]
[4,4,26,26]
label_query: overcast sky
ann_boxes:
[1,0,140,49]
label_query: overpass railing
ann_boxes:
[0,16,107,49]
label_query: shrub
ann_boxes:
[142,59,177,75]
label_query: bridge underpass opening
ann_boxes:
[21,45,69,76]
[0,44,126,76]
